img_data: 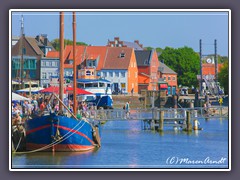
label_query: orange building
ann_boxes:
[202,63,224,77]
[101,47,138,94]
[135,50,159,93]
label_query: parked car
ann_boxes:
[180,88,188,96]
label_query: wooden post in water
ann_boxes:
[186,111,192,131]
[159,110,164,131]
[144,90,147,109]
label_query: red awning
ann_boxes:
[40,86,92,95]
[159,84,168,89]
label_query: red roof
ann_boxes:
[46,51,59,58]
[62,45,108,71]
[102,47,133,70]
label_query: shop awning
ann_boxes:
[159,84,168,89]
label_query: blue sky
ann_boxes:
[11,10,229,56]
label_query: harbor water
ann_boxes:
[12,117,229,169]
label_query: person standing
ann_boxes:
[131,88,134,96]
[125,101,130,118]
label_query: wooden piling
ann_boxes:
[186,111,192,131]
[159,110,164,131]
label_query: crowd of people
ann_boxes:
[12,93,94,125]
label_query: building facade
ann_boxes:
[101,47,138,94]
[40,58,59,87]
[158,61,178,95]
[135,50,159,93]
[11,34,55,82]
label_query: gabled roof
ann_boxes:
[134,50,152,66]
[158,62,177,74]
[25,36,44,56]
[102,47,133,70]
[122,41,143,50]
[63,45,108,71]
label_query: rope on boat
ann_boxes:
[13,93,97,154]
[13,118,88,154]
[13,136,22,153]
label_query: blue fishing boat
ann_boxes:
[24,12,101,152]
[25,112,100,151]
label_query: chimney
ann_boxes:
[36,35,40,42]
[44,37,48,46]
[134,40,139,44]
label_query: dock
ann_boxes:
[78,106,228,131]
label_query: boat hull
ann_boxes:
[25,114,100,152]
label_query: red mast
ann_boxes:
[59,12,64,112]
[72,12,77,115]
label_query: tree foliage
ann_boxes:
[218,61,229,94]
[158,46,200,87]
[51,38,88,51]
[144,47,163,54]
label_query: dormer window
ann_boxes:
[120,53,125,58]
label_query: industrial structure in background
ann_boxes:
[198,39,224,96]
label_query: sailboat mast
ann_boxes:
[59,12,64,112]
[72,12,77,115]
[20,15,24,89]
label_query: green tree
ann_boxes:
[158,46,200,87]
[218,61,229,94]
[144,46,153,50]
[51,38,88,51]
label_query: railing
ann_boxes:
[77,106,228,121]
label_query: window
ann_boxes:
[121,83,126,88]
[172,77,176,81]
[115,72,119,77]
[49,61,52,66]
[121,72,125,78]
[119,53,125,58]
[92,61,96,67]
[103,72,107,77]
[99,83,105,87]
[23,60,29,69]
[109,72,113,77]
[48,72,52,79]
[42,61,46,66]
[163,76,166,81]
[86,70,91,76]
[42,72,47,79]
[168,76,171,81]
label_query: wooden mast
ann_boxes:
[73,12,77,115]
[59,12,64,112]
